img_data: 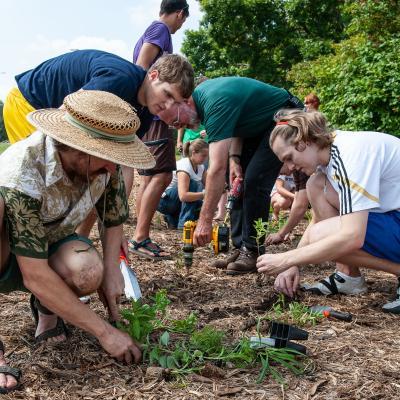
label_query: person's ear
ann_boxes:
[148,69,159,82]
[295,141,307,152]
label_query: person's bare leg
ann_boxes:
[136,175,151,219]
[307,172,361,277]
[307,216,400,276]
[34,241,104,343]
[0,199,18,391]
[122,166,135,198]
[133,172,172,256]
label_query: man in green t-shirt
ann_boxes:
[159,77,303,274]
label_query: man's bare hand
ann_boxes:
[265,232,285,245]
[98,268,125,322]
[193,219,213,247]
[273,267,300,298]
[98,325,141,364]
[256,252,289,275]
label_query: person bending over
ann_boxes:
[0,91,155,393]
[257,109,400,314]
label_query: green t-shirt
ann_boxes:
[182,124,206,143]
[192,77,289,142]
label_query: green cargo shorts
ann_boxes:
[0,233,93,293]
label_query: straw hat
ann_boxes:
[27,90,156,169]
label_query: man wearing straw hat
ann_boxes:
[0,90,153,393]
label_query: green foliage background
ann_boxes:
[183,0,400,134]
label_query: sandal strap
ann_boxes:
[130,238,161,256]
[35,318,68,344]
[30,295,54,318]
[0,365,22,380]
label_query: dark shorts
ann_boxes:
[361,210,400,263]
[0,233,93,293]
[137,119,176,176]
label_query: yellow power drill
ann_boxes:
[182,220,229,268]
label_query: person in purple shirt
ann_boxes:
[129,0,189,260]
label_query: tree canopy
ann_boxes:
[183,0,400,134]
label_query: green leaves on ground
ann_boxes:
[119,290,310,383]
[264,294,323,327]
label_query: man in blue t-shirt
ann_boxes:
[129,0,189,261]
[4,49,193,143]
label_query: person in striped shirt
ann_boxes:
[256,109,400,314]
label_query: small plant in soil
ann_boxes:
[264,294,323,327]
[118,290,311,384]
[253,218,269,255]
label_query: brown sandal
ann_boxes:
[0,340,22,394]
[30,295,69,343]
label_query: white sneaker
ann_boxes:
[382,277,400,314]
[301,271,367,296]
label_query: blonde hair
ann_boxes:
[269,109,333,150]
[188,138,208,157]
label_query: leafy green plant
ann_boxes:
[253,218,269,255]
[264,294,323,327]
[118,289,170,342]
[119,290,311,384]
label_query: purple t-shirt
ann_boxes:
[133,21,173,64]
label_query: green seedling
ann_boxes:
[253,218,269,255]
[120,290,311,384]
[265,294,323,327]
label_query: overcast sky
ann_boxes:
[0,0,202,101]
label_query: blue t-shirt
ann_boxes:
[15,49,153,137]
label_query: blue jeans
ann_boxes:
[158,180,203,229]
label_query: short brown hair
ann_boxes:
[270,109,333,150]
[149,54,194,98]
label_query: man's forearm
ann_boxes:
[199,168,226,222]
[102,225,123,272]
[20,260,109,339]
[279,191,308,237]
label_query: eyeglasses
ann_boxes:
[171,106,180,128]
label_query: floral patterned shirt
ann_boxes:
[0,131,128,258]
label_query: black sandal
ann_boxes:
[128,238,171,260]
[30,295,69,343]
[0,340,22,394]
